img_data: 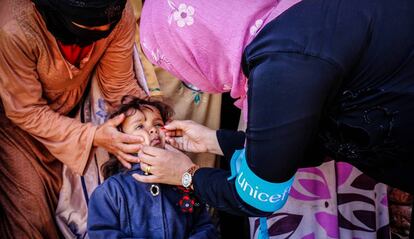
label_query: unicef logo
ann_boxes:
[237,172,290,204]
[228,149,294,212]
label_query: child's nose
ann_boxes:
[149,127,157,135]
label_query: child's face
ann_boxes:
[121,106,166,148]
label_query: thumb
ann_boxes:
[108,113,125,127]
[163,120,186,130]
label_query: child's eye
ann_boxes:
[155,123,164,128]
[135,124,144,129]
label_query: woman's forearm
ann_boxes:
[193,167,271,217]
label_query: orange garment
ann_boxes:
[0,0,146,237]
[0,105,63,239]
[0,0,145,175]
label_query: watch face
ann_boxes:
[182,172,192,188]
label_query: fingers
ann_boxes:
[117,143,141,154]
[164,144,181,153]
[108,114,125,127]
[141,145,166,157]
[137,150,161,165]
[119,132,145,144]
[165,136,178,148]
[164,120,188,137]
[140,162,149,171]
[117,151,140,164]
[163,120,183,130]
[132,173,159,184]
[137,146,175,166]
[140,162,152,174]
[115,154,132,169]
[140,132,151,146]
[165,136,185,151]
[164,129,183,137]
[163,120,191,133]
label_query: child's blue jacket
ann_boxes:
[87,164,217,239]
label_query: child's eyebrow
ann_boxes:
[128,113,145,125]
[153,116,164,122]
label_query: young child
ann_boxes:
[87,96,217,238]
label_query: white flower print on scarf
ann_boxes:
[249,19,264,36]
[167,1,195,27]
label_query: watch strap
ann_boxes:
[187,164,200,176]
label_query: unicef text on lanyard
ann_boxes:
[228,149,294,239]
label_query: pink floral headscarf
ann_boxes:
[140,0,301,114]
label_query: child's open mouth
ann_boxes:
[150,138,161,147]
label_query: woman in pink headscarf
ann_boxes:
[136,0,414,237]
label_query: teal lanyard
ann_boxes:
[258,217,269,239]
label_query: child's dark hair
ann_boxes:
[101,95,174,179]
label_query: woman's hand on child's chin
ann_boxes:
[93,113,144,169]
[132,144,195,186]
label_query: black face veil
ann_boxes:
[33,0,127,46]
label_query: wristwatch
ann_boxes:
[181,165,199,188]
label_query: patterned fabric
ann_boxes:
[140,0,301,118]
[249,161,390,239]
[132,0,221,168]
[55,73,109,239]
[55,43,148,239]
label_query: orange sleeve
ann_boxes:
[95,2,148,109]
[0,24,96,175]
